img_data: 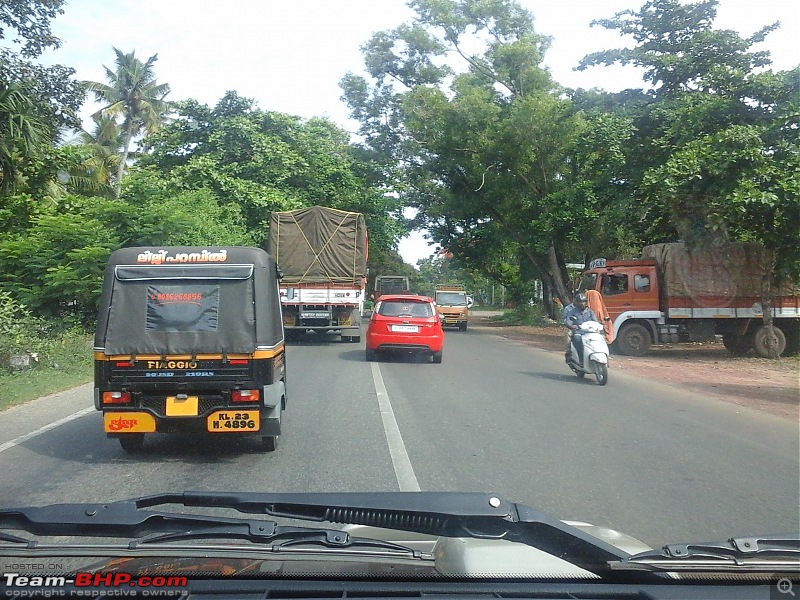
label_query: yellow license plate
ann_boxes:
[207,410,260,433]
[166,395,198,416]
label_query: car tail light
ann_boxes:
[102,391,131,404]
[232,389,260,402]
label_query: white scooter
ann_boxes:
[567,319,610,385]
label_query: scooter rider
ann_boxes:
[563,292,599,363]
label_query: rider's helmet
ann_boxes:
[573,292,587,309]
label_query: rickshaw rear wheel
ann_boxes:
[262,435,279,451]
[119,433,145,453]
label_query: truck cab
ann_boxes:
[578,258,666,356]
[434,285,470,331]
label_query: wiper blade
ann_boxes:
[617,535,800,571]
[0,504,421,556]
[1,492,629,576]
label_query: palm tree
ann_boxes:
[65,114,125,197]
[0,82,49,193]
[85,48,171,197]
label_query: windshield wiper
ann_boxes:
[0,503,421,557]
[0,492,628,576]
[615,535,800,572]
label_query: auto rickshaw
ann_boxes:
[93,247,286,452]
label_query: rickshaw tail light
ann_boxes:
[102,391,131,404]
[232,389,260,402]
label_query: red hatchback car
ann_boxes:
[366,294,444,363]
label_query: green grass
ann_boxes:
[0,368,92,410]
[491,305,551,326]
[0,330,93,411]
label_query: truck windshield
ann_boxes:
[577,273,597,293]
[436,293,467,306]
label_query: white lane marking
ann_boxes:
[0,406,95,454]
[370,362,421,492]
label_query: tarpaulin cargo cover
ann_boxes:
[268,206,367,284]
[641,242,799,303]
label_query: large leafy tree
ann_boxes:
[578,0,799,356]
[86,48,172,197]
[135,92,406,251]
[341,0,635,309]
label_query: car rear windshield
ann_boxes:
[378,300,434,317]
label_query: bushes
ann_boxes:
[0,292,92,408]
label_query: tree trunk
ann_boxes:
[114,120,134,199]
[760,249,779,359]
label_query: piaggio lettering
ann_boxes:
[146,361,198,369]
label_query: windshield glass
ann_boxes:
[0,0,797,593]
[435,293,468,306]
[378,300,434,317]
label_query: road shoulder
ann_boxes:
[470,314,799,421]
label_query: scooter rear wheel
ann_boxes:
[593,361,608,386]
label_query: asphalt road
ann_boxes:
[1,325,798,548]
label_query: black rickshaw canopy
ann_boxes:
[95,247,283,356]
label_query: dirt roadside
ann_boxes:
[469,313,799,421]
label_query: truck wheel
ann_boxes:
[119,434,145,453]
[722,333,752,355]
[781,323,799,356]
[753,325,786,358]
[261,435,279,452]
[616,323,651,357]
[350,335,361,343]
[458,322,467,332]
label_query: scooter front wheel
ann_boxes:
[593,361,608,386]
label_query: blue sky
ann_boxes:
[40,0,799,264]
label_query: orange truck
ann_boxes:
[578,242,800,357]
[434,284,471,331]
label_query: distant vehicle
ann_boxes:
[373,275,410,300]
[93,247,287,453]
[366,294,444,363]
[269,206,367,342]
[434,285,470,331]
[579,242,800,357]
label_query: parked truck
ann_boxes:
[373,275,410,300]
[434,284,470,331]
[268,206,367,342]
[578,242,800,357]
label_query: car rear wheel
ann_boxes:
[366,349,377,361]
[118,433,145,453]
[431,351,443,364]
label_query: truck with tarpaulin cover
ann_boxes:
[268,206,367,342]
[578,242,800,357]
[93,246,287,453]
